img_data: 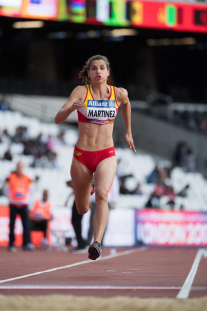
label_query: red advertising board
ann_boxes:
[131,1,207,33]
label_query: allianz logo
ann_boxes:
[88,100,115,107]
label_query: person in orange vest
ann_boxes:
[29,189,53,247]
[4,161,34,251]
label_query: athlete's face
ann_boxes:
[87,60,109,83]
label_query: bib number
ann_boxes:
[87,100,116,121]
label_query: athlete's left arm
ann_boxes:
[116,88,136,153]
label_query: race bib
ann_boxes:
[87,100,116,121]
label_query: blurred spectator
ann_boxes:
[160,167,171,183]
[185,148,196,172]
[58,132,65,144]
[120,179,132,195]
[3,147,12,161]
[154,180,165,197]
[47,135,54,151]
[0,129,11,143]
[198,120,207,136]
[51,152,60,169]
[173,142,187,167]
[36,133,46,154]
[52,134,65,147]
[164,185,176,201]
[23,141,34,156]
[131,183,143,195]
[21,127,29,142]
[29,189,53,248]
[4,161,34,252]
[166,200,175,210]
[177,184,190,198]
[147,165,159,184]
[173,142,197,172]
[12,127,21,143]
[145,194,160,208]
[36,133,43,145]
[0,95,8,111]
[12,126,28,143]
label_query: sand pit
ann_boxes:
[0,295,207,311]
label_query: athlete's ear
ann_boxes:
[107,70,110,77]
[87,70,90,78]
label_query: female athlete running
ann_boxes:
[55,55,136,260]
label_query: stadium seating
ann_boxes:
[1,109,207,212]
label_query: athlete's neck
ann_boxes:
[90,83,110,100]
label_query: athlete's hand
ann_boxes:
[125,132,136,153]
[71,100,85,111]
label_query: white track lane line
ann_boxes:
[0,285,181,290]
[176,249,204,299]
[1,285,207,290]
[0,247,148,285]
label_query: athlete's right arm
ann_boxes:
[54,86,86,124]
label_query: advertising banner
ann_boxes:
[1,206,207,247]
[135,209,207,246]
[0,0,22,17]
[0,0,58,19]
[22,0,58,19]
[0,0,206,33]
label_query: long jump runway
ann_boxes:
[0,247,206,299]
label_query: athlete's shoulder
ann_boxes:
[70,85,87,100]
[114,87,128,103]
[71,85,87,95]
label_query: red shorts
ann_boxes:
[73,145,116,173]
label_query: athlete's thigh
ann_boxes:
[70,157,93,212]
[94,156,117,193]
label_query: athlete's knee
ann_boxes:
[95,188,108,203]
[76,204,89,215]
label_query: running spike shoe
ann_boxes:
[88,241,101,260]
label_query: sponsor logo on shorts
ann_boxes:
[74,150,82,156]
